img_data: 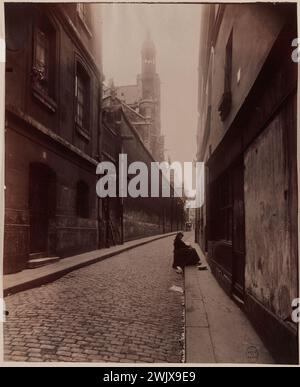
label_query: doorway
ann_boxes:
[231,159,246,301]
[29,163,56,255]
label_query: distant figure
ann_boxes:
[185,222,192,231]
[173,232,203,274]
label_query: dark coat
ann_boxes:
[173,238,200,269]
[174,238,188,250]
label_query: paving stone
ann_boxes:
[4,236,183,363]
[83,349,98,355]
[10,355,28,361]
[40,344,56,350]
[28,348,42,354]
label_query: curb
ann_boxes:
[4,232,178,297]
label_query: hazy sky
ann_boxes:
[101,4,201,165]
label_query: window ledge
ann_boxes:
[32,85,57,113]
[75,123,91,141]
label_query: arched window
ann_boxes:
[76,181,90,218]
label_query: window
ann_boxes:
[76,181,90,218]
[224,30,233,93]
[145,106,152,117]
[32,17,55,98]
[144,58,154,65]
[75,63,90,133]
[75,73,85,127]
[218,29,233,121]
[35,29,48,81]
[210,172,232,242]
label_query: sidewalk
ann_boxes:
[184,235,274,364]
[3,232,177,297]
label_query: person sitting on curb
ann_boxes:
[172,232,207,274]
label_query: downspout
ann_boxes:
[97,80,103,249]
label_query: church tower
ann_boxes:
[116,33,164,161]
[141,32,157,99]
[139,33,164,161]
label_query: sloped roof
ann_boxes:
[116,85,140,105]
[103,94,148,124]
[121,102,148,124]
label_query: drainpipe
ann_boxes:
[97,80,103,249]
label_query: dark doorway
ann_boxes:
[76,180,90,218]
[29,163,56,255]
[103,197,122,248]
[232,159,246,301]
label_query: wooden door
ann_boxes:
[29,163,54,254]
[232,160,246,301]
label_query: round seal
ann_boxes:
[246,346,259,362]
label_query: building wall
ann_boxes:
[101,97,184,246]
[196,3,298,363]
[5,3,101,157]
[5,120,98,273]
[121,113,184,241]
[123,198,161,241]
[244,94,298,321]
[4,3,102,273]
[198,4,285,164]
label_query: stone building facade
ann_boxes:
[195,3,298,363]
[4,3,103,274]
[4,3,183,274]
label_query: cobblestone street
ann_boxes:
[4,236,184,363]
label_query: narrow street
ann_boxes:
[4,236,184,363]
[3,3,298,366]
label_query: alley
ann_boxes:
[4,236,184,363]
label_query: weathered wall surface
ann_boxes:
[244,99,298,319]
[4,126,98,273]
[123,203,162,241]
[4,3,102,273]
[202,4,285,164]
[5,3,101,158]
[196,3,298,362]
[102,96,185,246]
[120,112,184,242]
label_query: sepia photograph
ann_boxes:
[0,0,299,368]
